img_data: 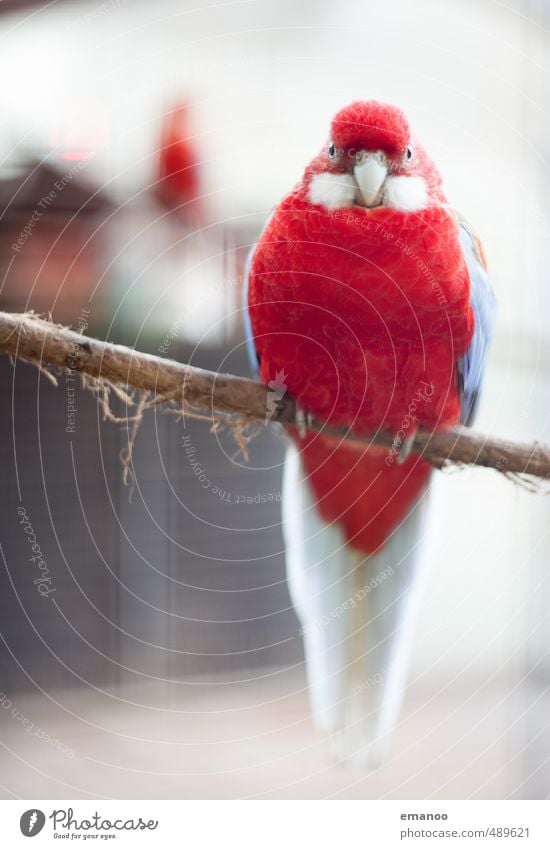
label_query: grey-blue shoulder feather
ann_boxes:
[242,212,275,379]
[456,222,497,425]
[242,240,261,378]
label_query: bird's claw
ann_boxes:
[295,406,312,439]
[396,427,417,464]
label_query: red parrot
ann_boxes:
[245,100,496,765]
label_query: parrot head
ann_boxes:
[307,100,444,213]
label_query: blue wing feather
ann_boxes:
[456,222,497,425]
[242,212,275,379]
[242,240,261,378]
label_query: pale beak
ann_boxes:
[353,152,388,208]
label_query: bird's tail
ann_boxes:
[282,443,436,767]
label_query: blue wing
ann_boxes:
[242,212,275,379]
[242,240,261,378]
[456,221,497,425]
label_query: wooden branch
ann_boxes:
[0,310,548,482]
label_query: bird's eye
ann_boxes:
[405,146,413,162]
[328,142,336,159]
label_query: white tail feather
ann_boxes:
[282,443,437,767]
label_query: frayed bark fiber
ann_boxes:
[1,310,549,487]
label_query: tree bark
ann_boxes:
[0,310,548,481]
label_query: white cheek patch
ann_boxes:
[308,171,357,210]
[383,175,428,212]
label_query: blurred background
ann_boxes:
[1,0,550,799]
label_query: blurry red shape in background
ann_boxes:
[156,101,203,220]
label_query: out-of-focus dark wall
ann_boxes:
[0,347,302,696]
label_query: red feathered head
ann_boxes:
[330,101,410,160]
[305,100,445,212]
